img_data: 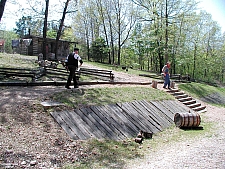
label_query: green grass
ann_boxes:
[179,82,225,107]
[0,53,38,68]
[178,82,222,98]
[50,86,174,109]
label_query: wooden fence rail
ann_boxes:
[0,67,115,84]
[139,73,191,82]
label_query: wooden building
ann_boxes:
[20,35,78,60]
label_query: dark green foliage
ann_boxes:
[14,16,34,37]
[90,37,109,63]
[0,30,18,54]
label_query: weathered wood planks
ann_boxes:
[51,100,191,140]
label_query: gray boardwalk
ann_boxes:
[51,100,191,140]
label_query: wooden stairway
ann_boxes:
[166,89,207,113]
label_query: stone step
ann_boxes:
[193,105,206,112]
[182,99,196,105]
[178,97,193,102]
[187,102,201,108]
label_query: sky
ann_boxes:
[0,0,64,31]
[198,0,225,32]
[1,0,225,33]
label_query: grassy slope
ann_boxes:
[50,87,174,109]
[179,82,225,107]
[0,53,38,68]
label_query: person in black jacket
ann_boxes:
[65,47,83,89]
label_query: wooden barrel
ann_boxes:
[152,80,158,88]
[174,112,201,127]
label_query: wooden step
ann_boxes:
[175,94,189,99]
[187,102,201,108]
[166,89,179,93]
[172,91,185,96]
[193,105,206,112]
[182,100,196,105]
[178,97,193,102]
[197,108,207,113]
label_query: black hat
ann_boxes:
[74,47,79,51]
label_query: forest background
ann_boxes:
[0,0,225,85]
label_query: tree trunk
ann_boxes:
[158,40,163,73]
[193,42,197,79]
[110,35,115,64]
[165,0,169,62]
[55,0,70,60]
[96,0,111,64]
[85,28,90,61]
[42,0,49,60]
[0,0,7,22]
[117,18,121,65]
[108,15,114,64]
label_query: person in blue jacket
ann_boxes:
[162,62,171,89]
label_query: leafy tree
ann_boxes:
[14,16,60,38]
[47,29,57,38]
[105,0,138,65]
[90,37,109,62]
[14,16,33,37]
[32,19,44,36]
[74,0,137,65]
[121,46,137,69]
[61,27,75,42]
[72,0,99,61]
[1,30,19,53]
[55,0,76,60]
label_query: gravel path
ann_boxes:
[125,104,225,169]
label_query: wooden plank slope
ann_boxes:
[51,100,191,140]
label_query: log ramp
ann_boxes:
[50,100,191,141]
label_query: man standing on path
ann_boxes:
[65,47,83,89]
[162,62,171,89]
